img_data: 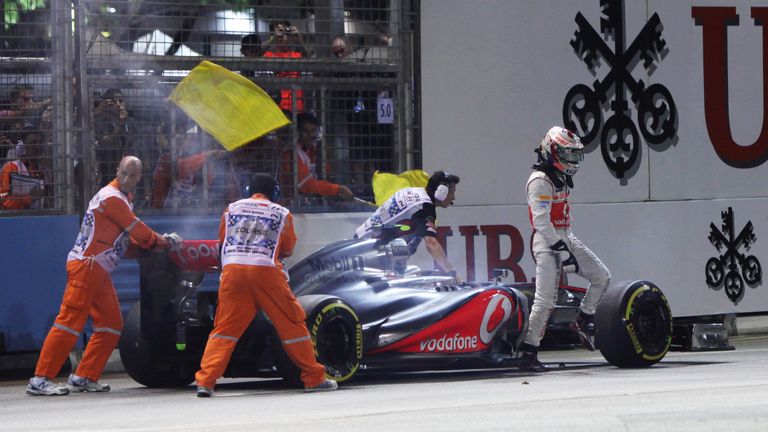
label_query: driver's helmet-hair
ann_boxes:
[426,170,460,199]
[539,126,584,176]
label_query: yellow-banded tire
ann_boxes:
[595,280,673,368]
[275,295,363,387]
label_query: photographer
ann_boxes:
[262,20,313,111]
[262,20,313,58]
[94,89,135,187]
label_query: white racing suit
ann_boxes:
[523,170,611,348]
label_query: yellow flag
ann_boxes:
[372,169,429,206]
[168,60,290,151]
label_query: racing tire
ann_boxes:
[275,295,363,388]
[118,302,196,388]
[595,280,672,368]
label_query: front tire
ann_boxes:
[595,280,672,367]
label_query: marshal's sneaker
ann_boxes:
[67,374,111,393]
[26,377,69,396]
[196,386,213,398]
[304,379,338,393]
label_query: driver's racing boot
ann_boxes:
[517,343,548,373]
[569,311,596,351]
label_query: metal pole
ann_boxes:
[170,109,178,211]
[392,0,409,172]
[291,103,300,208]
[74,0,95,213]
[52,0,78,214]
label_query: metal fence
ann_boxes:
[0,0,420,216]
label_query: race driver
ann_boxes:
[518,126,611,372]
[354,170,461,281]
[194,173,337,396]
[27,156,175,395]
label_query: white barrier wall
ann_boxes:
[290,198,767,319]
[421,0,768,204]
[287,1,768,318]
[411,0,768,317]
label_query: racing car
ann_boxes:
[119,229,675,388]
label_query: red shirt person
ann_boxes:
[262,20,313,111]
[0,135,47,210]
[279,112,353,201]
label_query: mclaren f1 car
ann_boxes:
[119,228,676,387]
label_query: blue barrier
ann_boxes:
[0,214,219,354]
[0,215,79,352]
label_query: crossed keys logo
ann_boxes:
[564,0,677,179]
[706,207,762,304]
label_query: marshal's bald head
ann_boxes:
[116,155,143,194]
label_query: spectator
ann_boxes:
[279,112,353,203]
[0,85,50,122]
[330,34,392,64]
[94,88,136,187]
[0,129,47,210]
[331,35,354,59]
[240,33,264,78]
[1,85,50,154]
[327,35,394,194]
[262,20,313,111]
[241,33,262,58]
[149,134,238,209]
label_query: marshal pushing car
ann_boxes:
[119,228,682,388]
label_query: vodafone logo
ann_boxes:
[417,293,513,353]
[419,333,478,352]
[184,242,219,260]
[170,240,220,271]
[479,294,513,344]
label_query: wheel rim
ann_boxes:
[316,315,356,372]
[632,299,670,356]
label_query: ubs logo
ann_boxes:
[706,207,762,304]
[564,0,678,180]
[692,6,768,168]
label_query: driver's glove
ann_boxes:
[551,239,579,273]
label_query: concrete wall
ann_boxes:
[418,0,768,317]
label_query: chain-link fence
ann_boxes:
[0,0,419,215]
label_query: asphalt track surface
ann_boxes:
[1,335,767,432]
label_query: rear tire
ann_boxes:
[119,302,196,387]
[275,295,362,387]
[595,280,672,367]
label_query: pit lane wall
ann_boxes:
[411,0,768,317]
